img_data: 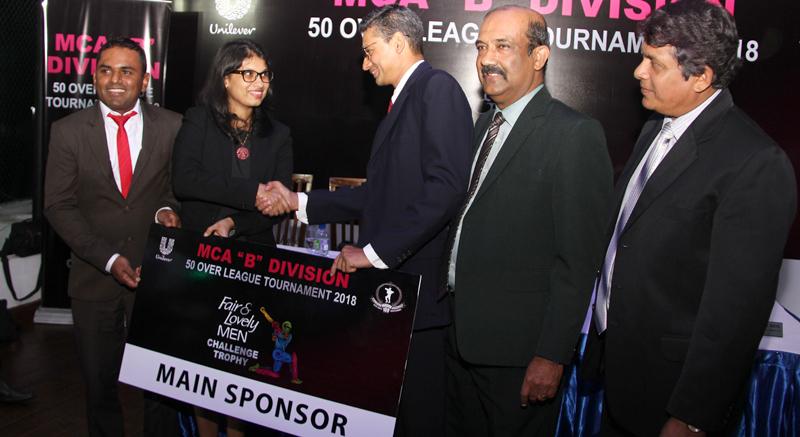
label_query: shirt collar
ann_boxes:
[98,99,142,119]
[391,60,425,103]
[662,89,722,141]
[494,84,544,128]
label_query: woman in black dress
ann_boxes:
[171,38,292,437]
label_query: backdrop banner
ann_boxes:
[120,225,420,437]
[170,2,798,255]
[38,0,172,316]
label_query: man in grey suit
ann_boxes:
[44,37,181,436]
[445,6,612,436]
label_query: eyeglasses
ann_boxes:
[230,69,274,83]
[362,42,378,60]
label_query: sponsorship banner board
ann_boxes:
[120,225,420,436]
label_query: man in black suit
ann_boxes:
[44,38,181,436]
[260,5,472,436]
[445,6,612,436]
[591,1,797,435]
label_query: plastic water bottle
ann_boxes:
[305,224,330,256]
[316,224,330,256]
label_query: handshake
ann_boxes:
[255,180,371,274]
[255,181,298,216]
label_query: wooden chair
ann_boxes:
[328,177,366,250]
[274,174,314,246]
[291,173,313,193]
[328,177,366,191]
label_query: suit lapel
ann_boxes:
[472,88,551,203]
[621,90,734,232]
[623,128,697,230]
[604,118,660,235]
[472,111,492,156]
[248,121,274,177]
[131,103,156,194]
[369,61,431,159]
[86,106,118,190]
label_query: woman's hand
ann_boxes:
[204,217,235,238]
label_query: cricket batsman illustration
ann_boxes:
[249,306,302,384]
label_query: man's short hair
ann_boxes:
[486,5,549,55]
[97,37,148,73]
[639,0,741,89]
[359,5,425,55]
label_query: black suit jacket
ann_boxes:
[44,103,181,301]
[601,89,797,435]
[452,87,612,366]
[307,62,473,329]
[172,106,293,245]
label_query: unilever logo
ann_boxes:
[215,0,251,21]
[211,0,256,35]
[155,237,175,262]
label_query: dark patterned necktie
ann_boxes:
[464,111,505,204]
[443,111,505,293]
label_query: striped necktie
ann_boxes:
[594,121,675,332]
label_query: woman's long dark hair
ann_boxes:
[198,39,272,140]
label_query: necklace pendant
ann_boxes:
[236,146,250,160]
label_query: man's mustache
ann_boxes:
[481,65,506,79]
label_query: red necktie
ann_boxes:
[387,101,393,113]
[108,111,137,198]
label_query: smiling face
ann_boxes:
[224,55,269,118]
[476,8,547,109]
[361,27,404,87]
[634,42,713,117]
[93,46,149,113]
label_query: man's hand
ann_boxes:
[110,256,140,289]
[256,181,298,216]
[156,209,181,228]
[520,356,563,407]
[659,417,706,437]
[330,245,372,274]
[204,217,235,238]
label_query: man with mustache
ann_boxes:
[44,37,182,436]
[259,5,472,436]
[444,6,612,436]
[588,1,796,435]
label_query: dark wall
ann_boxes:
[0,0,37,203]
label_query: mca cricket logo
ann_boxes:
[371,282,405,313]
[155,237,174,262]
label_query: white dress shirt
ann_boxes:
[99,101,143,272]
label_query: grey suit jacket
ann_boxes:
[453,87,613,366]
[44,102,181,301]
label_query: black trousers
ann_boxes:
[394,325,448,437]
[72,295,179,437]
[445,324,560,437]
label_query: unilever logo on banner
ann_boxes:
[210,0,256,36]
[155,237,175,262]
